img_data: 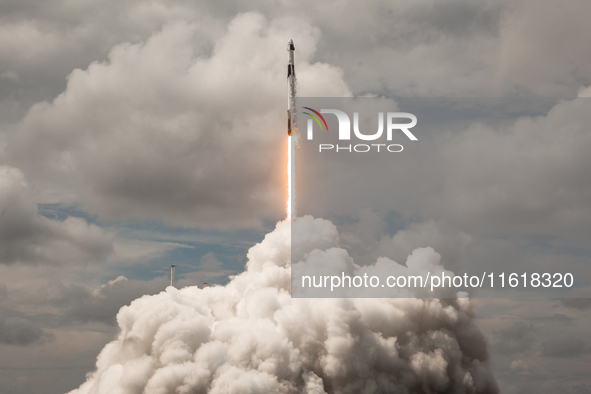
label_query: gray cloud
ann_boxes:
[0,370,33,394]
[560,299,591,310]
[48,276,168,325]
[437,98,591,238]
[0,314,53,346]
[0,1,590,393]
[492,321,535,355]
[0,166,114,265]
[572,384,591,394]
[199,252,223,271]
[0,284,7,302]
[294,96,591,302]
[542,335,587,358]
[298,96,591,243]
[406,1,501,38]
[298,0,591,97]
[3,2,591,233]
[3,1,591,226]
[1,0,590,135]
[0,0,218,127]
[528,313,574,326]
[8,14,350,228]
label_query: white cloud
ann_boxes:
[9,13,350,228]
[68,217,498,393]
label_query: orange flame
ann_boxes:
[287,135,295,219]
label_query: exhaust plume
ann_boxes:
[69,216,498,394]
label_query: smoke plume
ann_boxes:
[69,216,498,393]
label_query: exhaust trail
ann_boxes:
[287,40,298,219]
[287,135,295,219]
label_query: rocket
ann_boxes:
[287,39,296,136]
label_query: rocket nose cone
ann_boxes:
[288,39,295,51]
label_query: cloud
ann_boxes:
[372,98,591,246]
[0,165,114,265]
[48,275,169,325]
[292,0,591,97]
[492,321,534,355]
[0,0,218,127]
[560,299,591,310]
[494,0,591,96]
[199,252,223,272]
[8,13,350,228]
[577,86,591,97]
[111,238,192,262]
[0,371,32,394]
[297,95,591,255]
[304,0,504,96]
[423,97,591,240]
[528,313,574,326]
[0,315,53,346]
[375,220,473,272]
[0,2,589,393]
[0,284,7,302]
[541,335,587,358]
[572,384,591,394]
[1,0,590,135]
[68,217,498,393]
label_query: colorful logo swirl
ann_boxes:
[302,107,329,131]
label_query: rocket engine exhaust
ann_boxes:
[287,40,296,219]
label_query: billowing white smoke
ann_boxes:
[69,216,498,394]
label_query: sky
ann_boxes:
[1,0,591,393]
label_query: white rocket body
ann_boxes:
[287,40,296,136]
